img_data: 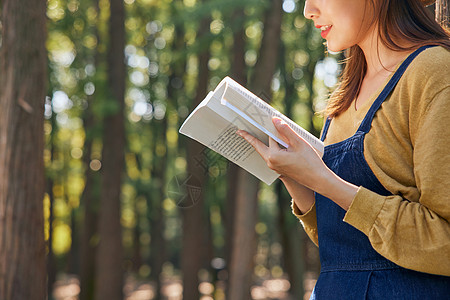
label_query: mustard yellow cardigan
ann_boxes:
[292,46,450,276]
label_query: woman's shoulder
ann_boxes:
[399,46,450,100]
[405,46,450,84]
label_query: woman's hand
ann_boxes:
[237,117,326,190]
[237,117,358,211]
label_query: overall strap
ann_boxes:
[320,117,332,141]
[358,45,434,133]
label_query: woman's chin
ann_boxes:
[325,42,345,53]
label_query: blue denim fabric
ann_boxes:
[311,46,450,299]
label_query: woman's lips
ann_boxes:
[317,25,332,39]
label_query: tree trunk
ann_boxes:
[276,182,305,299]
[0,0,47,299]
[47,178,56,300]
[79,108,100,300]
[225,8,247,273]
[182,7,211,299]
[47,112,57,299]
[227,173,259,300]
[227,1,283,299]
[148,119,168,300]
[79,1,101,298]
[94,0,126,299]
[250,0,283,96]
[231,9,248,86]
[132,209,142,273]
[435,0,449,28]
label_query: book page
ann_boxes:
[202,81,282,149]
[221,78,324,156]
[179,93,280,185]
[222,100,289,148]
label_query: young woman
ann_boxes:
[237,0,450,298]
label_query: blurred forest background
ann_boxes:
[43,0,335,299]
[1,0,442,300]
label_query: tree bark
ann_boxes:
[225,6,247,280]
[435,0,449,28]
[227,173,259,300]
[276,182,305,299]
[79,1,101,299]
[94,0,126,299]
[148,119,168,300]
[250,0,283,97]
[227,1,283,299]
[79,108,100,300]
[0,0,47,299]
[47,112,57,299]
[182,4,211,299]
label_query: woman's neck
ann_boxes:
[352,29,415,110]
[358,29,413,78]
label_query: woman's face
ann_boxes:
[304,0,376,52]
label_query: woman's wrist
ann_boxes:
[280,176,315,214]
[289,166,358,212]
[313,169,359,211]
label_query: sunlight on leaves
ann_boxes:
[53,223,72,255]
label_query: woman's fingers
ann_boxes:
[272,117,303,147]
[268,136,282,150]
[236,130,268,158]
[237,129,299,175]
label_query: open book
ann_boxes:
[179,76,324,185]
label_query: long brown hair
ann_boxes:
[326,0,450,118]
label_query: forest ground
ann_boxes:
[51,272,317,300]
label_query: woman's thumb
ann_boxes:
[272,117,299,145]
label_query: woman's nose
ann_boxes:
[303,0,319,20]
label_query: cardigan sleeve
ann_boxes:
[344,87,450,276]
[291,200,319,246]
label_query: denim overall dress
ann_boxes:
[310,46,450,299]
